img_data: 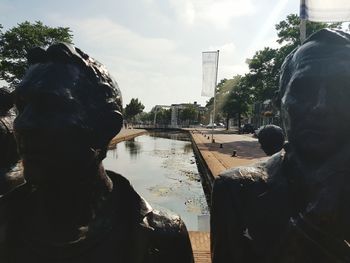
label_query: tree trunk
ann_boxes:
[238,112,241,134]
[225,115,229,130]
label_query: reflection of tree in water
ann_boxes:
[124,138,142,158]
[183,143,193,154]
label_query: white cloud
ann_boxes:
[205,42,248,80]
[47,15,201,110]
[169,0,256,29]
[1,0,304,111]
[243,0,289,59]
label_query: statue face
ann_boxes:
[281,48,350,162]
[14,63,99,185]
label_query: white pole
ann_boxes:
[300,0,307,43]
[300,19,306,43]
[212,50,219,143]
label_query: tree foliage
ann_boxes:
[246,47,279,102]
[244,14,342,104]
[275,14,341,46]
[205,78,228,108]
[214,14,343,129]
[222,76,252,129]
[0,21,73,86]
[124,98,145,121]
[157,108,171,124]
[179,105,197,124]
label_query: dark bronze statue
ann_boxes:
[0,88,22,194]
[0,43,193,262]
[211,29,350,262]
[257,124,285,156]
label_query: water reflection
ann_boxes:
[103,132,210,231]
[183,143,193,154]
[124,138,142,158]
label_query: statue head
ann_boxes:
[257,125,285,156]
[279,29,350,163]
[14,43,123,185]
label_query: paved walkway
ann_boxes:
[190,128,268,180]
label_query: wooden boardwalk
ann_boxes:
[189,231,211,263]
[190,129,267,179]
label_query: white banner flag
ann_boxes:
[202,51,219,97]
[301,0,350,22]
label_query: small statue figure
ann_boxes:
[0,88,22,194]
[0,43,193,262]
[257,124,285,156]
[211,29,350,262]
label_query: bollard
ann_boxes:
[212,139,215,143]
[232,150,237,157]
[220,143,223,148]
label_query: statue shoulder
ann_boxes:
[0,162,24,195]
[211,151,286,206]
[147,208,189,237]
[144,208,194,263]
[105,171,194,262]
[210,152,287,262]
[216,151,284,185]
[106,170,154,221]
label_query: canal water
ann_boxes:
[103,131,210,231]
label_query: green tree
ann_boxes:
[150,107,172,125]
[275,14,341,47]
[222,76,252,131]
[204,77,242,125]
[246,47,279,103]
[245,14,342,105]
[274,14,341,75]
[0,21,73,86]
[179,105,197,125]
[157,108,171,125]
[205,78,227,109]
[139,111,153,124]
[124,98,145,122]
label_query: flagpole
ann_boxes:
[300,0,307,43]
[212,50,219,143]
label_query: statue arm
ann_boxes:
[270,214,350,262]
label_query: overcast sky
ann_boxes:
[0,0,299,111]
